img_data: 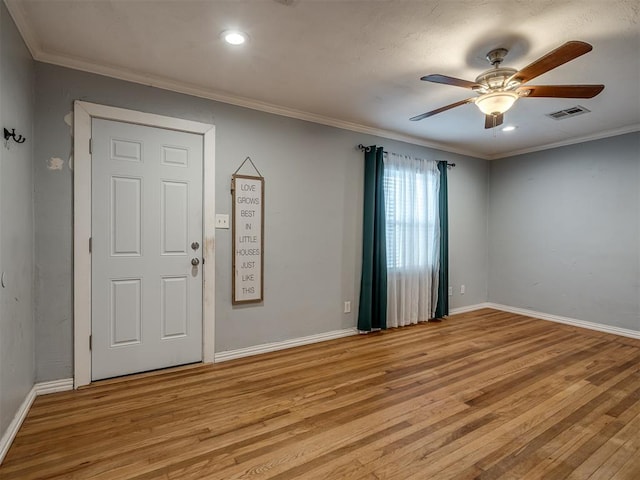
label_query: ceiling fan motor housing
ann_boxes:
[486,48,508,66]
[475,67,519,92]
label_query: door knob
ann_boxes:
[191,258,200,266]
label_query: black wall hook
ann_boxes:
[4,128,26,144]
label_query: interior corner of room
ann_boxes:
[0,0,639,475]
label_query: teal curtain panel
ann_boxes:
[357,146,387,331]
[435,161,449,318]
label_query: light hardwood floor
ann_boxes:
[2,308,640,479]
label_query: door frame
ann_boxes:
[73,101,216,388]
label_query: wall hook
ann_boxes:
[4,128,26,145]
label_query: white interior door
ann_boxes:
[91,118,203,380]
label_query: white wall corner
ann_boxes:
[215,328,358,363]
[0,378,73,465]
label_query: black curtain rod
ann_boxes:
[356,144,456,168]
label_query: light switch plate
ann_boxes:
[215,214,230,229]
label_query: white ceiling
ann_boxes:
[6,0,640,159]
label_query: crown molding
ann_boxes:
[36,49,485,159]
[3,0,483,159]
[487,124,640,160]
[5,0,637,162]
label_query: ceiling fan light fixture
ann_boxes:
[475,91,519,116]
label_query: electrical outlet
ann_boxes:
[448,286,453,296]
[460,284,466,295]
[344,301,351,313]
[215,214,229,229]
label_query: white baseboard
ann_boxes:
[449,303,492,315]
[485,303,640,340]
[0,387,36,465]
[449,302,640,340]
[0,378,73,465]
[35,378,74,395]
[214,328,358,363]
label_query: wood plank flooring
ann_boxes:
[2,308,640,479]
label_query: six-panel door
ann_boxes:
[91,118,203,380]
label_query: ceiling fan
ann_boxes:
[410,41,604,129]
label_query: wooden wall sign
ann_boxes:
[232,174,264,304]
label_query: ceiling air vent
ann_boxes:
[546,105,591,120]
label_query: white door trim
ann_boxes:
[73,101,216,388]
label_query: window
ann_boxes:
[383,155,439,271]
[383,153,441,326]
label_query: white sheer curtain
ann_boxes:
[384,153,440,327]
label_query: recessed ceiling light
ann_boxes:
[502,125,517,132]
[222,30,247,46]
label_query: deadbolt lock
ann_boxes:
[191,241,200,250]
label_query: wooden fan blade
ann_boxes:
[421,74,482,90]
[508,41,593,84]
[516,84,604,98]
[410,98,475,121]
[484,113,504,129]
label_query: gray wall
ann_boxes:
[0,2,35,436]
[489,132,640,331]
[34,63,489,381]
[449,154,489,308]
